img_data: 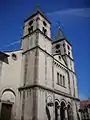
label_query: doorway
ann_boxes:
[0,103,12,120]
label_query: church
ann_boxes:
[0,8,81,120]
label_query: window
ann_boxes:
[57,73,65,87]
[59,56,61,60]
[57,72,59,84]
[12,53,17,60]
[67,45,70,50]
[28,26,33,34]
[63,43,65,47]
[42,27,47,35]
[43,21,47,26]
[56,44,60,49]
[63,76,65,86]
[68,51,70,56]
[29,20,33,26]
[60,74,62,85]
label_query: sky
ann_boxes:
[0,0,90,100]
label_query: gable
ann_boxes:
[54,54,66,66]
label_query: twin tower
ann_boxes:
[18,8,80,120]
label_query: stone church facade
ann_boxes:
[0,8,81,120]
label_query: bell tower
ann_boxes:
[19,7,54,120]
[52,27,79,98]
[52,27,74,72]
[21,7,51,52]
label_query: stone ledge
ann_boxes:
[18,84,80,101]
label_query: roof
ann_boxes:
[80,100,90,108]
[0,51,9,63]
[53,27,72,46]
[0,51,9,59]
[24,7,51,24]
[54,27,66,41]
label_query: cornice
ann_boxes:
[18,84,80,101]
[22,46,76,75]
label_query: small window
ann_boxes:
[57,72,59,84]
[12,53,17,60]
[42,27,47,35]
[43,21,47,26]
[59,56,61,60]
[60,74,62,85]
[63,76,65,86]
[63,43,65,47]
[57,73,66,87]
[56,44,60,49]
[28,26,33,34]
[68,51,70,56]
[67,45,70,50]
[29,20,33,26]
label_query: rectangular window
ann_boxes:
[42,27,47,35]
[57,73,65,87]
[63,76,65,87]
[28,26,33,34]
[57,72,59,84]
[60,74,62,85]
[68,51,70,56]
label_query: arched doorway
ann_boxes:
[60,101,66,120]
[0,90,15,120]
[67,104,73,120]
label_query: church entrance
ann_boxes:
[0,103,12,120]
[60,101,66,120]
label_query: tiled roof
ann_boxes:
[80,100,90,108]
[0,51,9,59]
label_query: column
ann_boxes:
[65,109,68,120]
[57,107,60,120]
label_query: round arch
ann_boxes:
[55,99,60,105]
[1,90,16,103]
[55,99,60,120]
[60,99,67,107]
[60,99,67,120]
[0,88,16,103]
[2,89,16,97]
[0,87,16,98]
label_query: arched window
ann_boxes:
[55,101,59,120]
[60,101,66,120]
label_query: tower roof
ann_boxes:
[53,27,72,46]
[54,27,66,41]
[24,7,51,24]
